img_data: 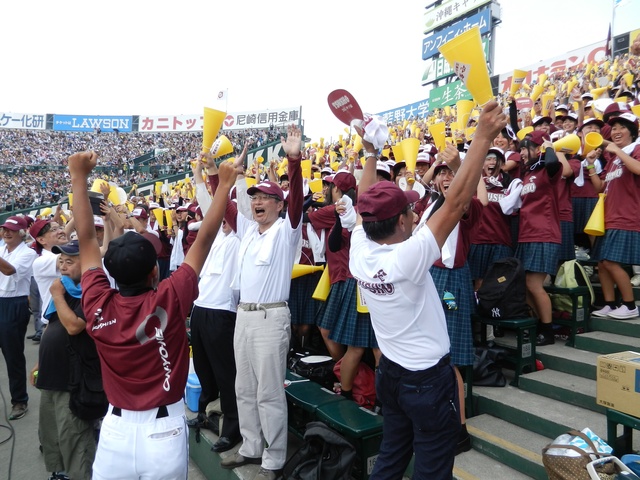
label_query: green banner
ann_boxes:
[428,80,472,109]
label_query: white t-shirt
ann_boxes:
[0,242,37,298]
[349,225,450,371]
[194,229,240,312]
[33,249,59,325]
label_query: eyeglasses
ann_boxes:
[250,194,280,202]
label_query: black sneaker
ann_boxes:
[536,332,555,346]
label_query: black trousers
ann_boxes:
[190,306,240,439]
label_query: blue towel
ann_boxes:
[43,276,82,320]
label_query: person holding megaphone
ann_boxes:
[587,113,640,320]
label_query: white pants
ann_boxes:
[234,306,290,470]
[92,400,188,480]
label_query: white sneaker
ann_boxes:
[592,305,614,317]
[631,275,640,287]
[608,305,640,320]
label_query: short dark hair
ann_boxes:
[362,207,407,241]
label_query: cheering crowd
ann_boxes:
[0,48,639,480]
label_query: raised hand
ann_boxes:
[281,125,302,159]
[69,151,98,178]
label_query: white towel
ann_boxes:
[338,195,357,232]
[499,178,523,215]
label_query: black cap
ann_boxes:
[104,232,158,285]
[51,240,80,256]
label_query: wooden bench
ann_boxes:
[544,285,591,347]
[472,315,537,387]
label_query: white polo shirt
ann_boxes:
[194,229,240,312]
[349,224,450,371]
[235,214,301,304]
[33,248,59,325]
[0,242,37,298]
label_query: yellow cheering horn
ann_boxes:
[583,132,603,156]
[210,135,233,158]
[400,137,420,184]
[438,26,493,106]
[553,134,581,155]
[428,122,447,152]
[517,126,534,141]
[311,266,331,301]
[292,264,324,279]
[584,193,605,236]
[202,107,226,153]
[456,99,475,128]
[510,69,528,94]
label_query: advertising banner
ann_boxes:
[52,115,133,132]
[422,9,491,60]
[377,100,431,124]
[423,0,491,33]
[0,113,46,130]
[428,80,472,109]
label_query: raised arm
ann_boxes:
[183,158,243,276]
[281,125,303,229]
[68,151,103,274]
[427,101,507,248]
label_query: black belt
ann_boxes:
[112,405,169,418]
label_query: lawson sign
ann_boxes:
[52,115,133,132]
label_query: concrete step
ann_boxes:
[574,330,640,354]
[536,342,598,380]
[454,446,535,480]
[473,383,609,440]
[589,316,640,338]
[467,414,547,479]
[517,369,604,414]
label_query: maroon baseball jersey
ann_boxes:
[518,166,562,244]
[602,144,640,232]
[82,264,198,410]
[472,182,512,247]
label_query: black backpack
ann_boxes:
[477,257,529,319]
[281,421,356,480]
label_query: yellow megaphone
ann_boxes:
[464,127,476,141]
[456,99,475,128]
[152,209,165,228]
[301,159,312,179]
[517,126,534,141]
[631,105,640,118]
[590,87,609,99]
[352,135,363,154]
[308,178,323,194]
[541,94,555,117]
[428,122,447,152]
[584,193,605,236]
[311,266,331,301]
[623,73,634,88]
[292,264,324,279]
[400,137,420,184]
[583,132,603,156]
[553,134,581,154]
[510,69,528,95]
[202,107,226,153]
[391,145,404,162]
[438,26,493,106]
[210,135,233,158]
[245,176,257,188]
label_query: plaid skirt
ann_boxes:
[515,242,560,275]
[510,214,520,249]
[591,229,640,264]
[289,271,323,325]
[468,244,514,280]
[572,197,598,235]
[429,264,474,366]
[559,221,576,262]
[317,278,378,348]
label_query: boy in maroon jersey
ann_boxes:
[69,150,242,480]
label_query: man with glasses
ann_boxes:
[30,220,68,344]
[218,126,303,480]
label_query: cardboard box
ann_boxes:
[596,351,640,418]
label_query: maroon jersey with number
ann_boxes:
[433,198,482,268]
[518,166,562,243]
[472,181,512,247]
[308,206,351,284]
[602,144,640,232]
[82,264,198,410]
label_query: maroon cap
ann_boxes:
[325,171,357,192]
[358,182,420,222]
[176,205,189,212]
[578,118,605,131]
[140,232,163,255]
[416,151,432,164]
[29,219,50,239]
[607,112,639,129]
[24,216,36,227]
[132,207,148,219]
[528,130,550,146]
[247,180,285,201]
[1,216,28,231]
[603,102,631,122]
[433,160,454,175]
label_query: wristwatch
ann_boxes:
[364,151,378,159]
